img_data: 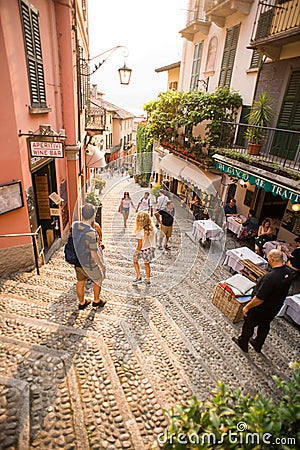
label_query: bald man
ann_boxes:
[232,249,293,353]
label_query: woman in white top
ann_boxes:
[132,211,156,286]
[119,191,135,228]
[255,218,273,256]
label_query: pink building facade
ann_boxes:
[0,0,89,275]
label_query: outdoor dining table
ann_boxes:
[193,219,223,244]
[277,293,300,325]
[224,246,268,273]
[226,215,246,238]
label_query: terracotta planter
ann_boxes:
[248,143,261,155]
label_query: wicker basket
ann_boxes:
[212,283,249,323]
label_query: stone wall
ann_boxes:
[0,243,35,276]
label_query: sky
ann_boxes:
[88,0,187,116]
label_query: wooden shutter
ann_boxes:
[219,25,240,88]
[19,0,47,108]
[190,42,203,91]
[250,50,262,69]
[272,70,300,159]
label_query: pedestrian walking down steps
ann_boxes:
[132,211,156,286]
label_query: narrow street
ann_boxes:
[0,174,299,449]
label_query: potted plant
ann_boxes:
[245,92,274,155]
[92,176,106,193]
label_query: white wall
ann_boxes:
[179,0,259,105]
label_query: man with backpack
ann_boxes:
[136,192,153,216]
[70,204,106,310]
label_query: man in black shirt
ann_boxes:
[232,249,292,353]
[154,201,175,250]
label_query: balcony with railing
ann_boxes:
[85,105,106,134]
[204,0,254,27]
[215,121,300,178]
[249,0,300,59]
[179,1,211,41]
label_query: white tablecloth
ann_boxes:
[224,246,268,272]
[277,294,300,325]
[226,216,246,238]
[264,240,289,262]
[193,219,223,244]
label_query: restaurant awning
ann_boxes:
[180,163,222,195]
[86,145,107,168]
[160,153,188,178]
[213,154,300,204]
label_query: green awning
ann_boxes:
[215,160,300,204]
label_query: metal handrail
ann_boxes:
[0,225,43,275]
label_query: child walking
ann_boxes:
[133,211,156,286]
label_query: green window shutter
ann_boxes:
[272,70,300,159]
[190,42,203,91]
[250,50,262,69]
[19,0,47,108]
[219,24,240,88]
[277,70,300,130]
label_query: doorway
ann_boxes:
[32,160,61,251]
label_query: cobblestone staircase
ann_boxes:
[0,177,299,449]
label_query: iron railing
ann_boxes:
[251,0,300,43]
[0,225,44,275]
[217,122,300,171]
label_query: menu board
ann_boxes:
[292,217,300,236]
[0,181,24,215]
[282,209,300,234]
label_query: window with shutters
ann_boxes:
[249,50,262,69]
[271,70,300,160]
[190,42,203,91]
[219,24,240,88]
[19,0,47,110]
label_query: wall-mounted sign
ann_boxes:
[49,192,63,205]
[215,161,300,204]
[50,208,60,216]
[0,181,24,215]
[30,141,64,158]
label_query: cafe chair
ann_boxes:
[239,227,258,251]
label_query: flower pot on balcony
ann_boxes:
[248,143,262,155]
[245,92,274,156]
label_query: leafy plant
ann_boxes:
[92,176,106,193]
[151,183,162,197]
[161,364,300,449]
[85,192,102,206]
[245,92,274,144]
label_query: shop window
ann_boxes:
[19,0,47,109]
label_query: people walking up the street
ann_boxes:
[120,166,125,177]
[119,191,135,228]
[73,204,106,310]
[132,211,156,286]
[136,191,153,216]
[156,189,169,211]
[232,249,292,353]
[155,201,175,250]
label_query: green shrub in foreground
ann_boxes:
[160,364,299,449]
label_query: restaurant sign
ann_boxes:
[215,161,300,204]
[30,141,64,158]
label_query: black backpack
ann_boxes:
[64,228,90,265]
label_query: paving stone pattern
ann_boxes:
[0,175,299,449]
